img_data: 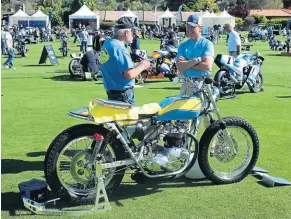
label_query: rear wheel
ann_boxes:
[198,117,259,184]
[248,37,253,42]
[44,124,126,205]
[214,71,235,97]
[240,37,245,43]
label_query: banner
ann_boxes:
[177,4,183,26]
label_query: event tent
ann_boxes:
[215,10,235,27]
[158,8,177,27]
[202,11,217,27]
[119,9,139,26]
[30,9,49,28]
[9,9,30,27]
[69,4,99,30]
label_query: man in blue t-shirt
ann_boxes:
[176,14,214,95]
[100,17,151,105]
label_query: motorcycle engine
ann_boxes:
[141,121,191,173]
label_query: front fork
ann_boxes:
[204,84,238,155]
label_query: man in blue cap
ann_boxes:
[100,17,151,105]
[176,14,214,95]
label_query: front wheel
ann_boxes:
[44,124,126,205]
[249,73,263,93]
[240,37,245,43]
[198,117,259,184]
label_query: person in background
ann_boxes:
[131,29,140,51]
[79,27,89,53]
[4,26,16,70]
[141,24,146,39]
[176,14,214,95]
[99,17,151,105]
[80,47,99,81]
[224,23,241,58]
[167,31,178,48]
[1,27,7,55]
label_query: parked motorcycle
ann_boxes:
[69,53,102,81]
[247,32,268,42]
[44,77,259,204]
[214,52,264,97]
[15,38,29,57]
[130,49,150,84]
[59,35,70,57]
[149,45,179,81]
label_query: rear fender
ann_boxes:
[68,107,94,121]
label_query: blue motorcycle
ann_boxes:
[214,52,264,97]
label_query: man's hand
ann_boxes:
[139,59,151,70]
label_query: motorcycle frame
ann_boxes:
[96,83,237,177]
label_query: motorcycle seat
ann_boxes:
[138,103,161,118]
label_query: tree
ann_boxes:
[251,15,267,24]
[283,0,291,8]
[247,0,268,9]
[229,4,249,19]
[244,16,255,25]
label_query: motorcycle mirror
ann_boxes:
[172,77,179,85]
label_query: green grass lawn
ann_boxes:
[1,36,291,219]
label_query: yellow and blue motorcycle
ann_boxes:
[44,78,259,204]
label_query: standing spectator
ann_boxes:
[131,29,140,51]
[79,27,89,53]
[224,23,241,58]
[1,27,7,55]
[4,27,16,70]
[141,24,146,39]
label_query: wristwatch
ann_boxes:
[195,57,202,65]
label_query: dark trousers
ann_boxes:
[106,88,135,105]
[80,41,87,53]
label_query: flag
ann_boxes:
[177,4,183,26]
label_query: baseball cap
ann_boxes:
[115,17,140,30]
[187,15,203,27]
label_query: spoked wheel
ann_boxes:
[135,70,148,84]
[168,65,178,82]
[69,58,82,77]
[44,124,126,204]
[198,117,259,184]
[249,73,263,93]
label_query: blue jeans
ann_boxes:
[81,41,87,53]
[1,40,6,55]
[4,48,15,68]
[107,88,136,105]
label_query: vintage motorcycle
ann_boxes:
[69,53,102,81]
[247,31,268,42]
[44,77,259,204]
[59,35,70,57]
[149,45,179,81]
[214,52,264,97]
[15,38,29,57]
[130,49,150,84]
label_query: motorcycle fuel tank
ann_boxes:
[156,95,202,121]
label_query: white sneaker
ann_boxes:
[5,65,9,69]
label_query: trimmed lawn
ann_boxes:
[1,37,291,218]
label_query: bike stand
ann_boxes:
[21,162,111,215]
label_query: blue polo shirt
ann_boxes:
[100,38,134,90]
[177,37,214,77]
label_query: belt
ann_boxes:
[107,86,133,93]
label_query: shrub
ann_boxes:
[244,16,256,25]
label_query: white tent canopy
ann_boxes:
[202,11,217,27]
[29,9,49,28]
[120,9,137,18]
[158,8,177,27]
[9,9,30,26]
[69,4,99,30]
[215,10,235,27]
